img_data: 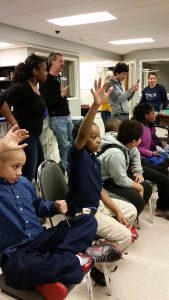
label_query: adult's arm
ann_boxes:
[160,85,168,109]
[107,81,133,106]
[140,88,146,103]
[0,101,18,126]
[40,79,67,112]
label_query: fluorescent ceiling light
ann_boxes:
[0,42,13,48]
[109,38,154,45]
[47,11,116,26]
[143,69,159,72]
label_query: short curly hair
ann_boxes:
[117,119,142,144]
[113,62,129,75]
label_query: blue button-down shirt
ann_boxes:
[0,176,57,265]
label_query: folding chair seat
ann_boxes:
[37,159,112,297]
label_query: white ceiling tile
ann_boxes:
[1,0,169,54]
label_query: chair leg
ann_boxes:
[85,272,94,300]
[149,197,153,224]
[102,263,112,296]
[135,217,141,229]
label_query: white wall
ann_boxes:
[0,47,28,66]
[79,61,117,105]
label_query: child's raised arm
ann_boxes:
[75,78,113,151]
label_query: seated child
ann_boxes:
[104,117,121,135]
[66,78,137,286]
[99,118,152,217]
[132,103,169,220]
[0,147,120,300]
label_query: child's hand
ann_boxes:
[152,151,160,156]
[116,211,128,226]
[0,125,29,152]
[91,77,113,107]
[55,200,68,214]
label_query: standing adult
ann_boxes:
[99,70,113,124]
[40,52,73,174]
[140,72,168,112]
[0,54,47,181]
[106,62,139,120]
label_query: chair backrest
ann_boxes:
[37,159,68,202]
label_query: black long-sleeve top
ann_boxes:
[40,73,70,117]
[0,82,46,136]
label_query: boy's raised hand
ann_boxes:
[0,125,29,152]
[91,77,113,106]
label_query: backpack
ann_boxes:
[97,144,127,161]
[144,152,169,173]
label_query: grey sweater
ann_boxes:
[98,132,143,188]
[106,78,134,115]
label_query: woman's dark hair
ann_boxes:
[72,120,97,141]
[12,53,45,82]
[132,103,154,122]
[148,72,157,79]
[113,62,129,75]
[117,119,142,144]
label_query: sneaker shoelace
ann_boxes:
[88,246,109,263]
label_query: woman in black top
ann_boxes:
[0,54,47,181]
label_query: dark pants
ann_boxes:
[103,179,152,216]
[2,215,97,289]
[112,113,129,121]
[22,134,44,181]
[101,111,111,123]
[142,164,169,210]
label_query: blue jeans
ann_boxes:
[22,134,44,181]
[49,116,73,170]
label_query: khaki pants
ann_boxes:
[76,198,137,272]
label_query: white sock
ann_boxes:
[76,254,90,266]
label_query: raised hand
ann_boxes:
[91,77,113,107]
[0,125,29,153]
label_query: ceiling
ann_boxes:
[1,0,169,55]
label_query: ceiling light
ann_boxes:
[109,38,154,45]
[0,42,13,48]
[143,69,159,72]
[47,11,116,26]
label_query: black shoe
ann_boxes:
[90,267,106,286]
[85,244,121,263]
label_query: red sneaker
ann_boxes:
[76,253,93,272]
[36,282,68,300]
[131,226,139,242]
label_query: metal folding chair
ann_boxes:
[37,159,95,300]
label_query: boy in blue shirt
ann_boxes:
[66,78,137,286]
[0,145,120,300]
